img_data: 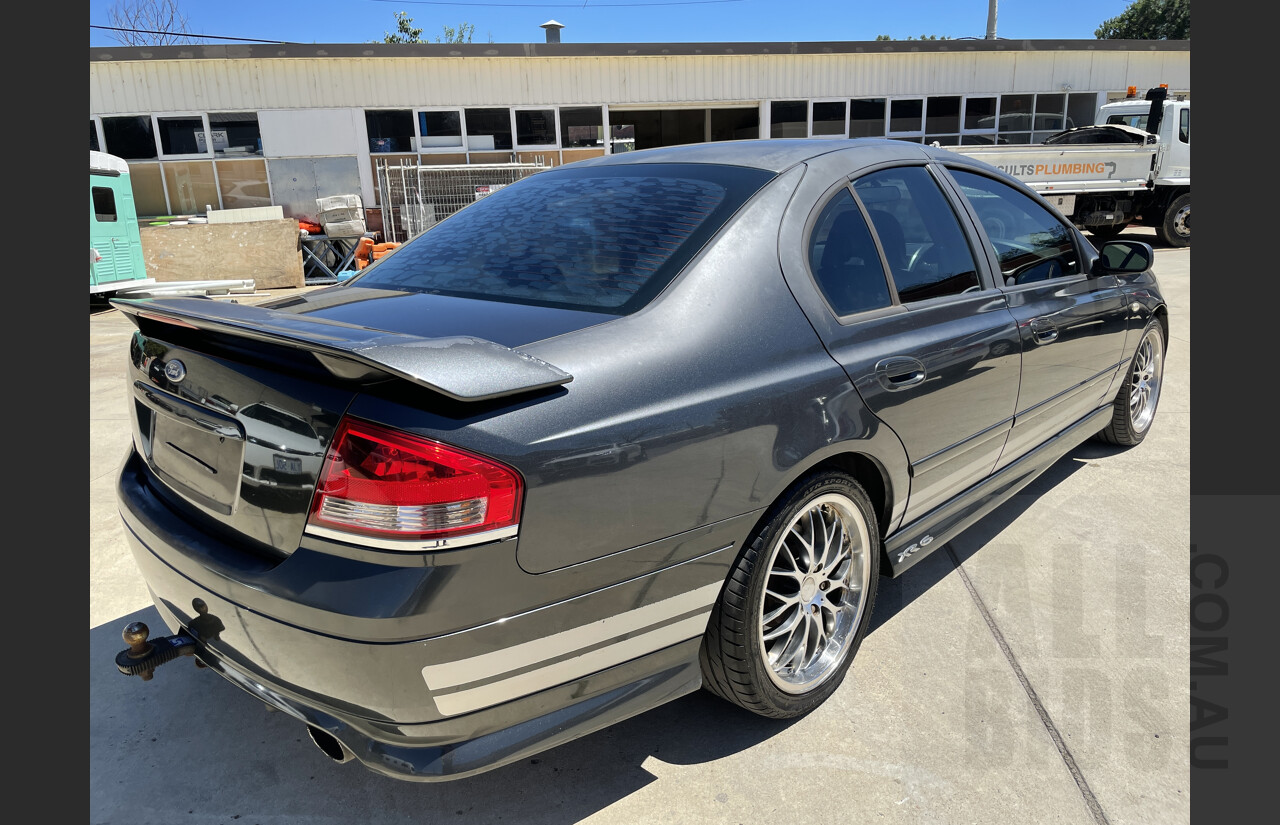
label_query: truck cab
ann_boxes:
[948,86,1190,247]
[1099,93,1190,188]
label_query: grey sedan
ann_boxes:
[110,138,1166,781]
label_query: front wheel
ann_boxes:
[1156,193,1190,247]
[1095,320,1165,446]
[699,472,880,718]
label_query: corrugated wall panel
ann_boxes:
[91,50,1188,114]
[1087,52,1131,92]
[967,54,1021,95]
[1004,53,1051,93]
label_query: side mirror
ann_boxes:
[1092,240,1154,276]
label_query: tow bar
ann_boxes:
[115,598,224,680]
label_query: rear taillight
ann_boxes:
[307,417,522,544]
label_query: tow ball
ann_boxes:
[115,599,224,680]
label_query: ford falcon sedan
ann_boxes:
[110,138,1166,781]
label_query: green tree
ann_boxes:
[382,11,423,43]
[381,12,476,44]
[1095,0,1190,39]
[875,34,952,40]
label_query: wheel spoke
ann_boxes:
[807,612,827,652]
[820,542,851,580]
[763,607,802,643]
[817,518,849,578]
[776,613,810,670]
[819,601,839,635]
[784,527,813,573]
[762,597,798,625]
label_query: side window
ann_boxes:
[806,188,893,316]
[1179,108,1190,143]
[92,187,118,223]
[948,168,1080,286]
[851,166,980,303]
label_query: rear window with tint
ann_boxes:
[354,163,775,314]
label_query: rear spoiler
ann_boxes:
[111,296,573,403]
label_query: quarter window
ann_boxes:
[807,189,893,316]
[949,169,1080,286]
[852,166,980,303]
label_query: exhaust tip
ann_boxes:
[307,725,354,763]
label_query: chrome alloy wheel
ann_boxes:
[1129,327,1165,434]
[758,493,872,693]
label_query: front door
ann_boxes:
[941,166,1130,470]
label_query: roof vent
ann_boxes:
[540,20,564,44]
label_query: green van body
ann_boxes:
[91,151,151,293]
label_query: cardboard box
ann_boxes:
[316,194,365,229]
[317,194,363,213]
[321,219,367,238]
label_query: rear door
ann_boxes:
[794,161,1022,524]
[939,165,1129,470]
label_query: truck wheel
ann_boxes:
[1156,194,1190,247]
[699,471,880,718]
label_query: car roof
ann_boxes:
[563,138,931,173]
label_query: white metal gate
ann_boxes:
[374,158,548,243]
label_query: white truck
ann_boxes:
[949,86,1190,247]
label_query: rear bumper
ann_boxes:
[116,448,726,779]
[146,592,702,781]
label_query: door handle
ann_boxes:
[1029,318,1059,344]
[875,356,927,390]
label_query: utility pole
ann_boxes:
[985,0,998,39]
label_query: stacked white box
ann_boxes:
[316,194,366,237]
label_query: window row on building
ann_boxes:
[90,91,1107,219]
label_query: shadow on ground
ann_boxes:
[866,440,1112,635]
[91,606,799,823]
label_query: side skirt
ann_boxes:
[883,403,1113,577]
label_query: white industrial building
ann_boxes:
[89,36,1190,225]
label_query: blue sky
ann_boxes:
[89,1,1139,47]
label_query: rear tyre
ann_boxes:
[1156,193,1191,247]
[1095,320,1165,446]
[699,472,880,718]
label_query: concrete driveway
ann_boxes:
[89,227,1190,825]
